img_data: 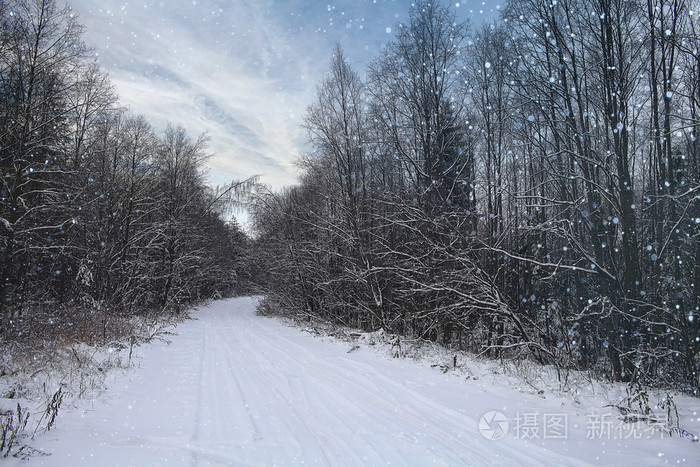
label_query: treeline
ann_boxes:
[1,0,252,339]
[252,0,699,391]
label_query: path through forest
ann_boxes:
[24,297,699,465]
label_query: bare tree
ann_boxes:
[0,0,88,324]
[255,0,698,393]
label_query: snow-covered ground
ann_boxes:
[14,297,700,465]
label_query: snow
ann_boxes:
[14,297,700,465]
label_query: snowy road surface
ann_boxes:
[27,297,700,466]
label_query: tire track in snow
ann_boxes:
[249,321,491,464]
[220,300,588,466]
[193,316,263,445]
[217,309,487,464]
[30,297,698,466]
[214,313,363,465]
[99,297,588,466]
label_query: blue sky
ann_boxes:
[69,0,501,190]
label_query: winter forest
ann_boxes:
[0,0,699,447]
[251,0,699,394]
[0,0,257,341]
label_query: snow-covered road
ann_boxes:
[27,297,699,466]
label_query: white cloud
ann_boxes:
[70,0,325,189]
[68,0,496,190]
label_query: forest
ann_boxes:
[251,0,700,393]
[1,0,698,396]
[0,0,255,345]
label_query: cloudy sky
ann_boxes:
[68,0,501,190]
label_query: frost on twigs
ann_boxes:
[604,380,698,442]
[34,387,63,435]
[0,404,29,458]
[0,401,53,460]
[0,388,64,459]
[0,304,189,458]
